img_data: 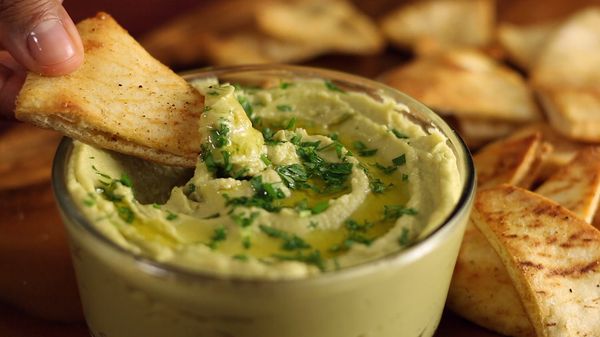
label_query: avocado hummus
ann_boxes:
[67,78,460,279]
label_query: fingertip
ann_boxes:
[33,6,84,76]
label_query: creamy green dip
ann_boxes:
[67,78,460,279]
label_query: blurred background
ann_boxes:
[2,0,600,336]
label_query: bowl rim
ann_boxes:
[52,64,476,285]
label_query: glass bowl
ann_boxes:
[52,64,475,337]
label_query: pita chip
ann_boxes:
[15,13,204,167]
[380,0,495,51]
[536,147,600,223]
[381,49,541,123]
[538,88,600,142]
[472,185,600,337]
[497,21,558,70]
[473,130,548,190]
[532,8,600,89]
[256,0,384,55]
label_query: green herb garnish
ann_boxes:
[390,128,409,139]
[117,205,134,224]
[210,121,230,148]
[352,141,378,157]
[383,205,417,221]
[398,227,411,246]
[324,80,344,93]
[259,225,311,251]
[277,104,293,112]
[392,154,406,166]
[208,226,227,249]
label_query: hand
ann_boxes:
[0,0,83,119]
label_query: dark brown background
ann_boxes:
[2,0,599,336]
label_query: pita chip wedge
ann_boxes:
[497,21,558,71]
[448,130,550,337]
[474,130,548,190]
[532,8,600,89]
[380,49,541,123]
[456,117,519,149]
[15,13,204,167]
[203,31,326,66]
[536,147,600,224]
[515,122,583,181]
[538,87,600,142]
[256,0,384,55]
[380,0,495,52]
[472,185,600,337]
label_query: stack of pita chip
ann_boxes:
[380,49,541,148]
[141,0,383,66]
[498,8,600,144]
[448,129,600,337]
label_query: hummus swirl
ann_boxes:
[67,79,460,279]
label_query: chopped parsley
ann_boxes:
[242,236,252,249]
[210,121,230,148]
[82,193,95,207]
[390,128,409,139]
[233,254,249,261]
[166,211,178,221]
[398,227,411,246]
[259,225,311,251]
[296,141,353,190]
[276,164,309,190]
[277,104,293,112]
[224,176,286,212]
[208,226,227,249]
[324,80,344,93]
[352,141,378,157]
[230,211,259,228]
[273,250,325,271]
[117,205,134,224]
[392,154,406,166]
[260,154,272,166]
[261,127,283,145]
[279,82,291,89]
[285,116,297,130]
[311,201,329,214]
[383,205,418,221]
[373,162,398,175]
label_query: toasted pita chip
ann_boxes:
[538,87,600,142]
[140,0,274,66]
[380,0,495,52]
[448,221,535,337]
[256,0,384,55]
[15,13,203,167]
[474,130,548,190]
[380,49,541,123]
[456,118,519,149]
[449,130,550,336]
[536,147,600,223]
[513,123,583,180]
[472,185,600,337]
[497,21,558,70]
[532,8,600,89]
[203,31,327,66]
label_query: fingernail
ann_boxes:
[27,19,76,66]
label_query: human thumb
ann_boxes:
[0,0,83,76]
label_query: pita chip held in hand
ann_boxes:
[15,12,205,167]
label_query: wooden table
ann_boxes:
[3,0,600,335]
